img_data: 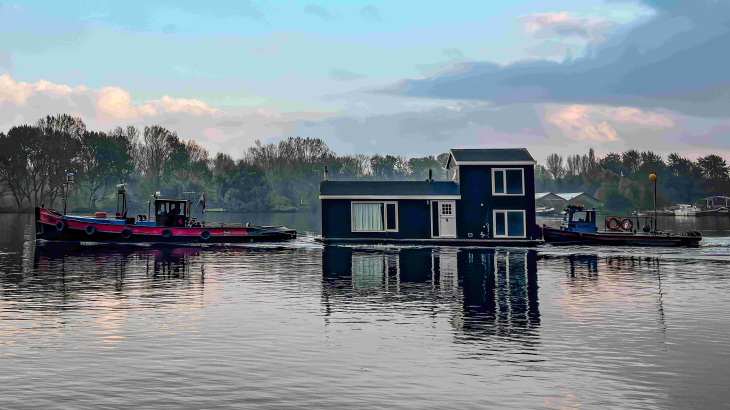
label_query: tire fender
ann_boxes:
[120,228,133,239]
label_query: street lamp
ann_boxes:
[649,173,657,233]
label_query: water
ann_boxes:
[1,212,729,409]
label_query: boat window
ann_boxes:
[492,168,524,195]
[570,212,593,223]
[352,202,398,232]
[494,210,526,238]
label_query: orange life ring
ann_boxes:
[620,218,633,231]
[606,217,621,230]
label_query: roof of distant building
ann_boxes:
[558,192,599,201]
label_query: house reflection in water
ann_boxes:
[321,246,539,341]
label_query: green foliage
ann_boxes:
[538,149,730,212]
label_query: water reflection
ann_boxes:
[322,246,540,345]
[0,243,209,314]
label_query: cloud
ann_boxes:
[385,1,730,117]
[304,4,333,20]
[443,48,465,60]
[330,68,366,81]
[360,5,382,22]
[521,12,616,45]
[547,105,619,142]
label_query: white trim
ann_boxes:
[430,200,457,238]
[492,209,527,239]
[455,161,536,165]
[491,168,525,196]
[320,195,461,200]
[350,201,398,233]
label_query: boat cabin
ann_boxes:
[319,148,541,245]
[154,199,191,227]
[559,206,597,233]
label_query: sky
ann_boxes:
[0,0,728,163]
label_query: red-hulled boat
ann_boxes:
[35,185,296,243]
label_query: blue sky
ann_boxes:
[0,0,728,162]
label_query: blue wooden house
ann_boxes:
[319,148,541,245]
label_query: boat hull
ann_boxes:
[542,227,701,247]
[35,208,296,243]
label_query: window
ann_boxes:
[492,168,524,195]
[493,210,526,238]
[571,211,592,223]
[441,203,452,215]
[352,202,398,232]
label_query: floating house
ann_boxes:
[319,148,541,245]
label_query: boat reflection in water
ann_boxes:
[28,243,208,309]
[321,246,540,344]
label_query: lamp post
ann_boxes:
[649,173,657,233]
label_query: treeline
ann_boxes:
[536,148,730,211]
[0,114,450,214]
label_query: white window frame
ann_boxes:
[351,201,398,233]
[492,168,525,196]
[493,210,527,238]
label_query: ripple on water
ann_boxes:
[0,217,728,408]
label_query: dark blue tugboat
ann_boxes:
[542,205,701,247]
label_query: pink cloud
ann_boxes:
[521,12,617,45]
[546,104,675,142]
[547,105,620,142]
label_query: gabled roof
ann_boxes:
[320,181,460,198]
[536,192,563,200]
[447,148,536,168]
[557,192,599,201]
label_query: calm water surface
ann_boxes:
[1,212,729,409]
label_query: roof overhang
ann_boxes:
[319,195,461,200]
[455,161,537,165]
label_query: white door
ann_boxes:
[439,201,456,238]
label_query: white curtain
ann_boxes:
[353,203,384,231]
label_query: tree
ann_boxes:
[212,152,236,176]
[697,154,729,180]
[37,114,85,206]
[600,152,623,174]
[667,153,694,177]
[545,154,565,180]
[137,125,178,190]
[621,150,641,174]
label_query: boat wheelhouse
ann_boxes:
[319,148,541,246]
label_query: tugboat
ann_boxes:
[35,183,296,243]
[542,205,701,247]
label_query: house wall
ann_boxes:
[457,165,539,240]
[321,198,434,239]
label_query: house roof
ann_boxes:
[536,192,563,200]
[320,181,460,198]
[447,148,535,168]
[557,192,599,201]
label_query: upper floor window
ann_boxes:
[492,168,524,196]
